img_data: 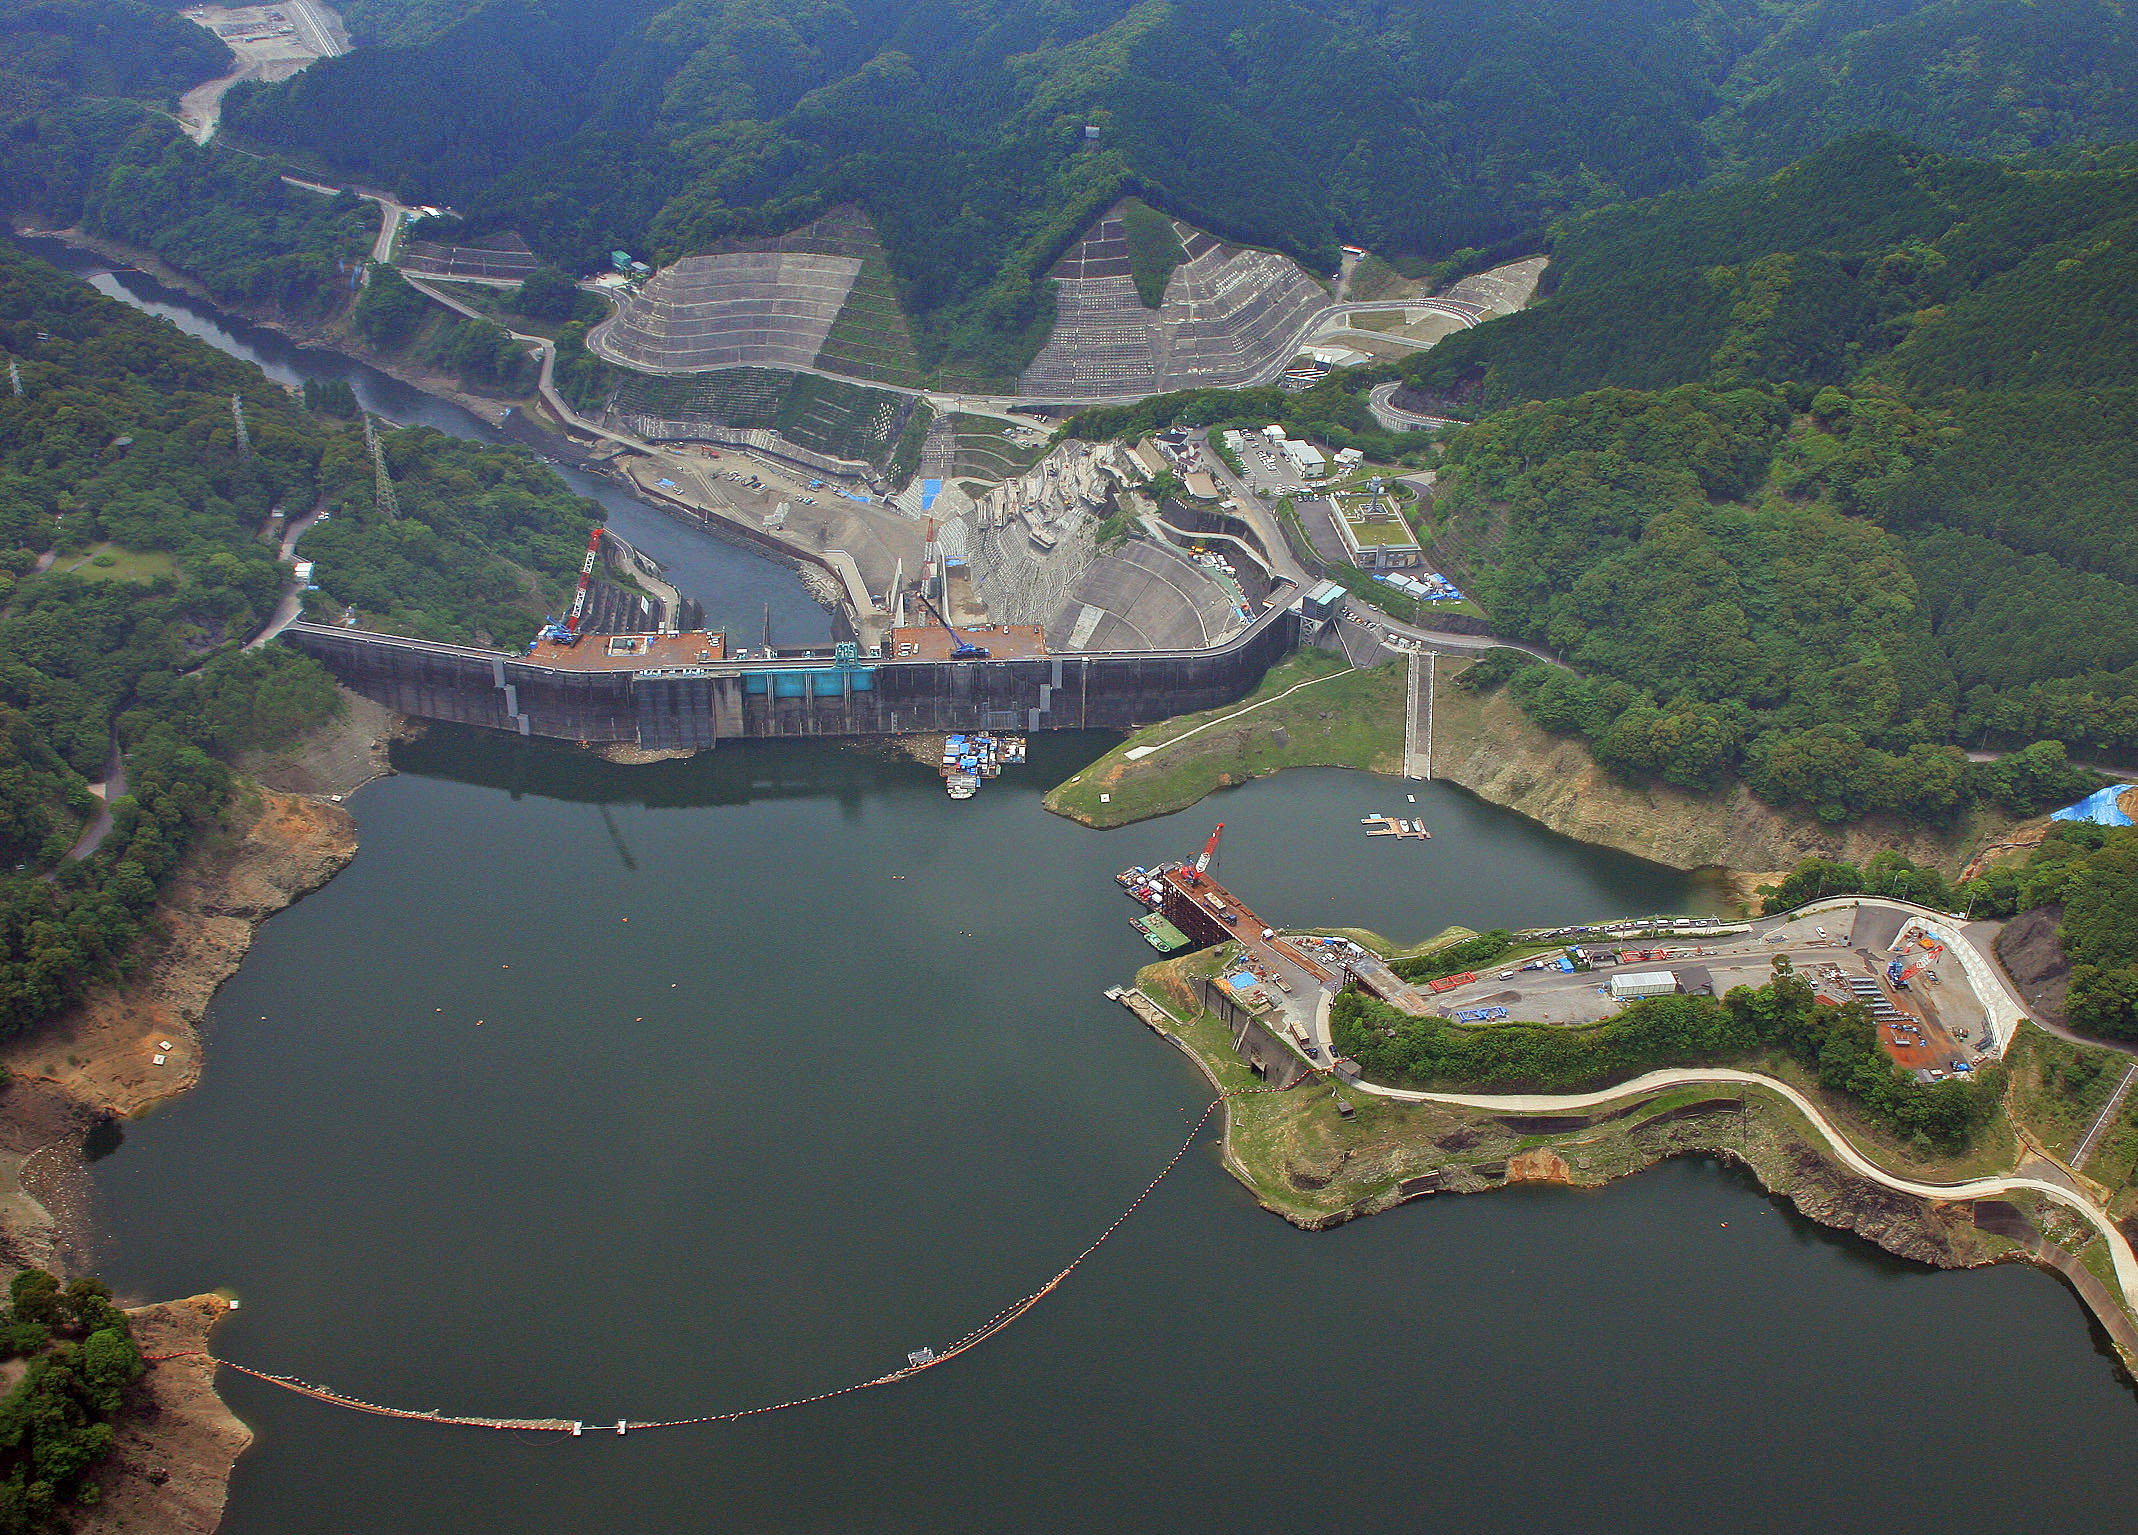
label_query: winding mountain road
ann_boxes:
[1367,381,1466,432]
[1353,1064,2138,1309]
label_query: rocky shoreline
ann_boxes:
[1134,969,2138,1375]
[0,697,389,1531]
[78,1295,253,1535]
[1425,665,2014,880]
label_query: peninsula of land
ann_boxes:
[1119,918,2138,1368]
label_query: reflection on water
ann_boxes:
[23,236,2138,1535]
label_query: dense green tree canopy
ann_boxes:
[0,242,599,1037]
[215,0,2138,377]
[1333,970,2003,1150]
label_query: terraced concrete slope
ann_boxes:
[401,233,539,281]
[589,208,923,386]
[1053,540,1244,652]
[1020,204,1332,397]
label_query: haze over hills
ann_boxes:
[220,0,2138,378]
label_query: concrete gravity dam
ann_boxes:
[282,585,1300,752]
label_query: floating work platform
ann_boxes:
[1115,862,1179,909]
[1361,814,1429,839]
[939,732,1026,799]
[1134,912,1193,953]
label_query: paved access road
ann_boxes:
[1367,381,1465,432]
[1352,1064,2138,1308]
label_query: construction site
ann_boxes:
[586,421,1264,667]
[583,200,1337,405]
[1394,906,2004,1073]
[1019,203,1333,397]
[177,0,346,142]
[585,207,924,389]
[1099,818,2018,1100]
[283,414,1311,751]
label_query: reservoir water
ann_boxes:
[27,242,2138,1530]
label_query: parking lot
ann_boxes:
[1414,906,1996,1075]
[1235,437,1308,498]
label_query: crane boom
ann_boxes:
[913,590,989,659]
[1195,822,1225,874]
[538,528,605,647]
[565,528,601,632]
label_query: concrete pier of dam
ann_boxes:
[280,585,1301,750]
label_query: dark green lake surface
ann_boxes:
[24,237,2137,1530]
[87,732,2138,1533]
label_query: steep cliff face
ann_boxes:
[1428,667,2011,879]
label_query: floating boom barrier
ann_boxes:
[148,1076,1315,1436]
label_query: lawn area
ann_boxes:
[1136,953,1482,1221]
[1342,516,1420,548]
[1045,648,1405,828]
[1290,924,1476,960]
[1350,310,1467,345]
[1346,252,1412,303]
[952,414,1046,480]
[53,543,175,583]
[1330,329,1432,362]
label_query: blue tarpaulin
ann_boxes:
[1226,971,1259,992]
[2051,785,2136,827]
[921,478,943,510]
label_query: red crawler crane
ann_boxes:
[1187,822,1224,884]
[539,528,604,647]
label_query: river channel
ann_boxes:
[14,236,832,644]
[27,242,2138,1530]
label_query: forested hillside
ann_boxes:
[1,91,375,317]
[0,0,228,116]
[0,242,596,1037]
[1968,824,2138,1041]
[1058,132,2135,825]
[1399,134,2138,409]
[217,0,2138,378]
[1353,133,2137,824]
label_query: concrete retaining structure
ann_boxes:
[282,592,1300,751]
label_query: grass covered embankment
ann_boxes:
[1046,650,1403,829]
[2006,1026,2138,1225]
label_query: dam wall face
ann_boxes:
[283,626,640,741]
[283,607,1298,750]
